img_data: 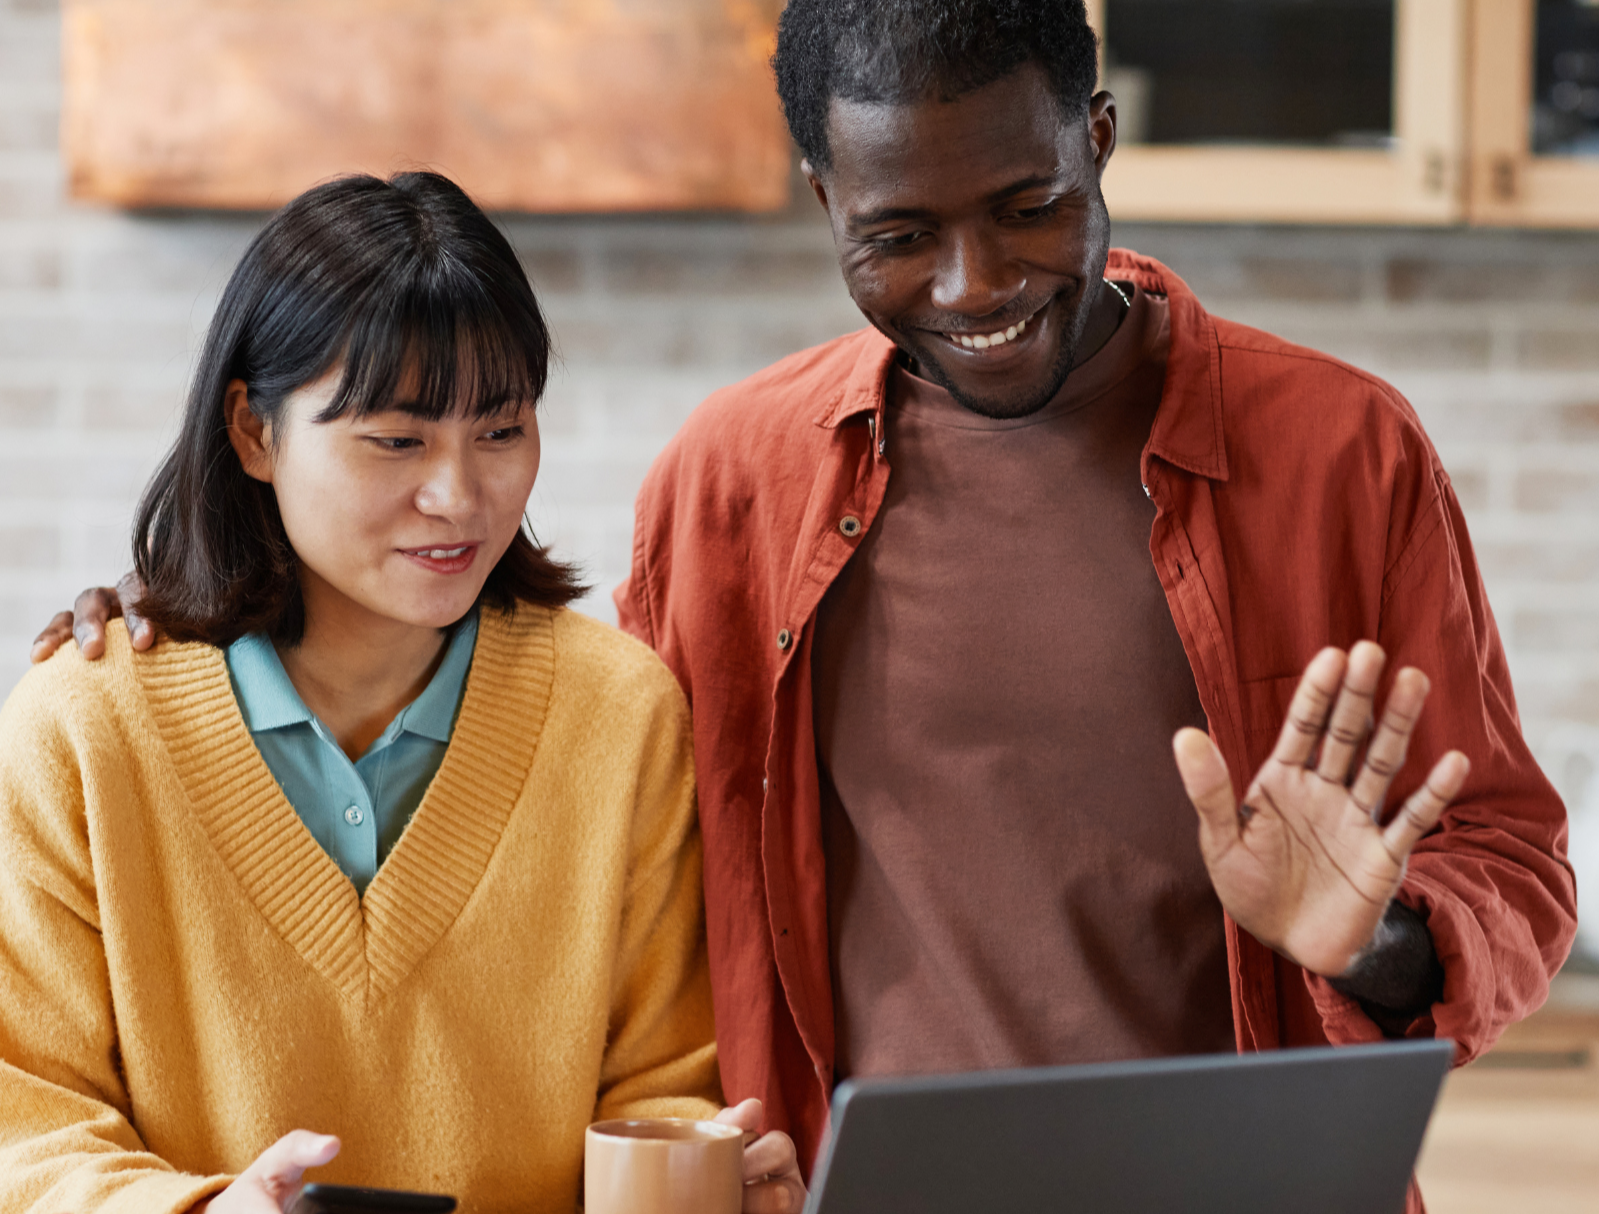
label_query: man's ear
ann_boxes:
[223,379,273,483]
[800,157,830,211]
[1087,90,1118,178]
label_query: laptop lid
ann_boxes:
[807,1040,1453,1214]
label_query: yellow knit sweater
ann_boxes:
[0,606,720,1213]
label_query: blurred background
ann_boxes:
[2,0,1599,1205]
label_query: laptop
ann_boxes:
[805,1039,1453,1214]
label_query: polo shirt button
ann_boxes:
[344,806,365,827]
[777,628,792,651]
[839,515,862,538]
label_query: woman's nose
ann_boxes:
[929,230,1024,316]
[415,457,479,517]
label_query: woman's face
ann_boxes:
[230,366,542,634]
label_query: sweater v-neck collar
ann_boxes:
[134,607,556,1006]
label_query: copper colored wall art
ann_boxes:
[62,0,790,212]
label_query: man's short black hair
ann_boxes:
[774,0,1100,171]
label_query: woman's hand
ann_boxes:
[203,1130,340,1214]
[714,1099,807,1214]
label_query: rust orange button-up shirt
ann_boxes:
[616,251,1576,1194]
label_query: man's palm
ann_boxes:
[1174,643,1469,978]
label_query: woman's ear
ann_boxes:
[224,379,273,483]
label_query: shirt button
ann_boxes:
[839,515,862,538]
[343,806,365,827]
[777,628,792,651]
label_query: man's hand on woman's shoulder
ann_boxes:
[30,573,152,662]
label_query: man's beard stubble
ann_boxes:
[896,281,1102,422]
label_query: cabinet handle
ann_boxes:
[1491,155,1517,202]
[1423,150,1447,195]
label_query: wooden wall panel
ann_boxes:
[62,0,791,212]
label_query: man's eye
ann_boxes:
[868,231,927,252]
[483,425,525,443]
[370,435,422,451]
[1008,200,1061,222]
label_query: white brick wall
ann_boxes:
[4,0,1599,785]
[1116,225,1599,751]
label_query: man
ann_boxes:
[44,1,1574,1206]
[608,0,1574,1191]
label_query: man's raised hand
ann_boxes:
[29,572,151,662]
[1172,641,1469,980]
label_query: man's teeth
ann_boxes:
[421,547,468,559]
[952,317,1028,349]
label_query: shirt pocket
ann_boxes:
[1237,673,1305,745]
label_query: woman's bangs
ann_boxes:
[316,279,548,423]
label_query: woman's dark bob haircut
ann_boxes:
[134,171,584,647]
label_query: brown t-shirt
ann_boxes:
[812,284,1235,1081]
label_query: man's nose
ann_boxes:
[928,229,1024,317]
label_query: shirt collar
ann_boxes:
[225,632,315,732]
[1104,248,1230,482]
[393,612,478,743]
[225,612,479,744]
[815,329,898,431]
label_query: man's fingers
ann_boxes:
[1271,648,1347,769]
[1314,641,1384,786]
[116,572,154,650]
[29,611,74,664]
[1349,666,1430,816]
[126,613,155,650]
[1382,752,1469,860]
[70,586,123,660]
[1173,726,1240,839]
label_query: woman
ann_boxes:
[0,173,802,1212]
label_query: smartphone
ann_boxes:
[287,1184,457,1214]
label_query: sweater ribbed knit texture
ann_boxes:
[0,606,720,1213]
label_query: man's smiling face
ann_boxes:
[806,62,1118,420]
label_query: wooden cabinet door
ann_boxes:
[1087,0,1470,225]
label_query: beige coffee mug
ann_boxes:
[585,1117,743,1214]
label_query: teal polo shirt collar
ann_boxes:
[224,614,478,893]
[229,618,474,749]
